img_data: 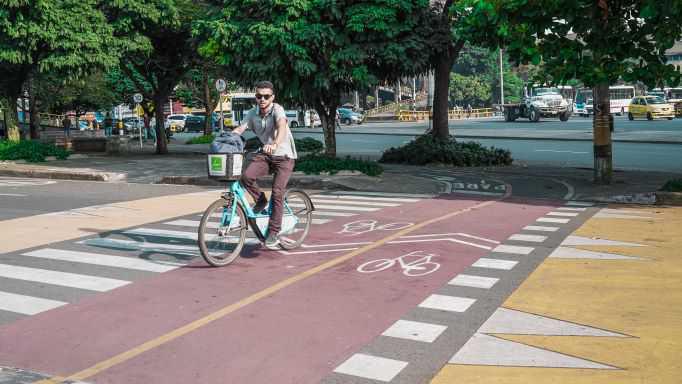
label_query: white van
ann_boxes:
[285,110,300,128]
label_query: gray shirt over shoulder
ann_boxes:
[244,103,297,159]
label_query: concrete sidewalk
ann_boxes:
[1,146,680,204]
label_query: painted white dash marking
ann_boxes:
[312,211,357,217]
[566,201,594,207]
[418,294,476,312]
[22,248,182,272]
[472,258,518,270]
[310,199,399,207]
[334,353,408,382]
[449,274,499,289]
[508,234,547,243]
[0,264,129,292]
[0,291,67,315]
[562,235,646,247]
[382,319,447,343]
[547,211,579,217]
[557,207,587,212]
[331,191,432,198]
[322,195,419,203]
[125,227,198,240]
[523,225,559,232]
[288,203,379,212]
[493,245,534,255]
[0,193,27,197]
[537,217,570,224]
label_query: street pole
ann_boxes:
[136,103,142,148]
[499,47,505,105]
[220,93,225,134]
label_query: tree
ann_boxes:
[475,0,682,184]
[175,65,229,135]
[102,0,205,154]
[199,0,433,157]
[0,0,113,141]
[449,73,491,106]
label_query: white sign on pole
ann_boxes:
[215,79,226,92]
[133,93,143,103]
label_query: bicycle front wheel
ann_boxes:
[279,189,313,250]
[198,197,247,267]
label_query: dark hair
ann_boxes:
[254,81,274,92]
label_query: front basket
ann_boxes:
[207,153,244,180]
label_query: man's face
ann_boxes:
[255,87,274,110]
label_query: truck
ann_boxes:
[502,86,572,122]
[666,88,682,117]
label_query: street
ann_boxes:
[1,169,681,383]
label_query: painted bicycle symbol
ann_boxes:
[357,251,440,277]
[338,219,413,236]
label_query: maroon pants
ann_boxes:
[240,154,295,235]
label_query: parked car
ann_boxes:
[628,96,674,121]
[183,115,207,132]
[285,110,300,128]
[337,108,363,125]
[165,114,188,132]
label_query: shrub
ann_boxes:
[295,155,383,176]
[295,137,324,153]
[660,179,682,192]
[380,135,513,167]
[186,134,215,145]
[0,140,70,162]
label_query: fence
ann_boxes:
[397,108,494,121]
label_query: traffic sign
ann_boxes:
[133,93,143,103]
[215,79,226,92]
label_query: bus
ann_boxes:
[228,92,257,125]
[609,85,636,114]
[574,88,593,117]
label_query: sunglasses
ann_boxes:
[255,94,272,100]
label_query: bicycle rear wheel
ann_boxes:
[198,197,247,266]
[279,189,313,250]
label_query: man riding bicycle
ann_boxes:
[231,81,298,249]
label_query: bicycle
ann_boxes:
[357,251,440,277]
[198,151,315,266]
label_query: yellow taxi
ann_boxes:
[628,96,675,120]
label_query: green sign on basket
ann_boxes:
[211,156,223,172]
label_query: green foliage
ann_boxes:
[660,179,682,192]
[295,155,383,177]
[0,140,70,162]
[186,134,215,145]
[449,73,491,107]
[295,137,324,153]
[380,135,513,167]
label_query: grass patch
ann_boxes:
[660,178,682,192]
[380,135,513,167]
[0,140,70,162]
[295,155,383,176]
[186,134,215,145]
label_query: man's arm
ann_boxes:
[231,123,247,135]
[263,116,289,155]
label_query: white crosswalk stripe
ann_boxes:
[0,291,67,315]
[22,248,182,272]
[0,264,129,292]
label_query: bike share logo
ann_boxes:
[210,155,224,173]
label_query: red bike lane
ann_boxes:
[0,195,559,383]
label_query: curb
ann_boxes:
[0,167,126,183]
[157,175,355,191]
[655,191,682,206]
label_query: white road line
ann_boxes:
[0,291,67,315]
[166,218,330,229]
[382,320,447,343]
[535,149,588,154]
[288,203,379,212]
[330,191,433,198]
[125,228,198,240]
[547,211,579,217]
[317,195,420,203]
[449,274,499,289]
[400,233,500,244]
[557,207,587,212]
[312,211,357,217]
[334,353,408,382]
[472,258,518,270]
[0,264,129,292]
[493,245,535,255]
[508,234,547,243]
[390,238,492,250]
[0,193,27,197]
[537,217,570,224]
[22,248,182,272]
[523,225,559,232]
[419,294,476,312]
[310,199,399,207]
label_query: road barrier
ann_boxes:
[398,108,494,121]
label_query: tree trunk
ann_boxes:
[153,93,169,154]
[28,77,40,139]
[315,100,337,158]
[431,48,458,140]
[593,83,612,184]
[1,95,21,142]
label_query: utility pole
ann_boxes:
[499,48,505,105]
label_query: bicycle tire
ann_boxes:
[279,189,313,250]
[357,259,394,273]
[198,197,247,267]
